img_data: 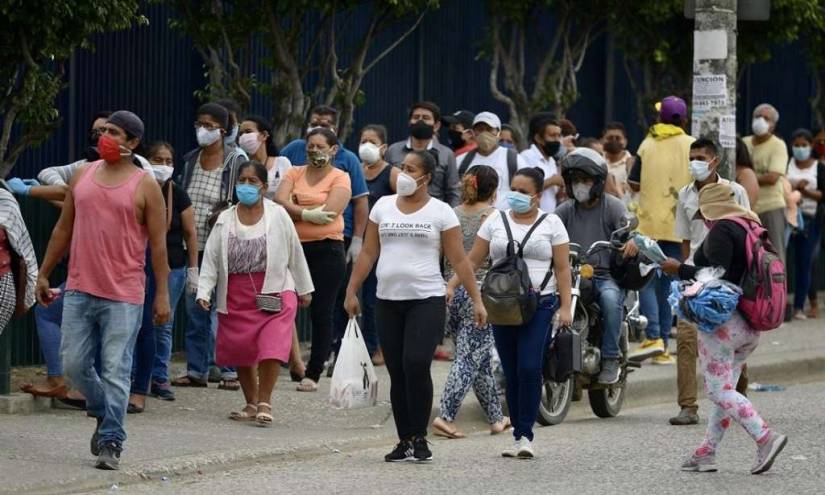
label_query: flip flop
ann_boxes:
[218,379,241,391]
[296,378,318,392]
[19,383,68,398]
[171,376,208,388]
[255,402,273,427]
[432,417,466,439]
[127,402,145,414]
[229,403,257,421]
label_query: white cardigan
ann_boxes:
[197,199,314,314]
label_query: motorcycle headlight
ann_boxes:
[580,264,594,279]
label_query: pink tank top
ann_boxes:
[67,161,148,305]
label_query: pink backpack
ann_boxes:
[725,217,786,331]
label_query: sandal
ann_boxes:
[218,379,241,391]
[19,383,68,398]
[127,403,145,414]
[289,369,305,383]
[229,403,257,421]
[296,378,318,392]
[255,402,273,427]
[432,417,466,439]
[171,375,208,388]
[490,417,511,435]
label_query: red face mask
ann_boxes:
[815,143,825,159]
[98,134,127,163]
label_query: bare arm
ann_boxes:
[352,195,368,237]
[273,177,303,220]
[681,239,691,262]
[544,174,564,190]
[323,186,352,215]
[28,184,69,202]
[447,236,490,291]
[552,243,573,325]
[181,206,199,268]
[442,227,484,308]
[344,220,380,316]
[757,171,781,186]
[737,168,760,206]
[389,167,399,192]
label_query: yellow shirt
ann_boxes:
[635,126,694,242]
[743,135,788,214]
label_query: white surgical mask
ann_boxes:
[571,183,592,203]
[689,159,712,181]
[396,172,422,197]
[238,132,262,155]
[752,117,770,137]
[359,142,381,164]
[152,165,174,183]
[196,126,222,147]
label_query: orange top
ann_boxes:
[284,166,351,242]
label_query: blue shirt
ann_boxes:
[281,139,369,238]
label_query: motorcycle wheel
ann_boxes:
[537,377,574,426]
[588,381,626,418]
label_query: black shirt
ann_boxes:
[162,180,193,269]
[366,164,394,211]
[679,218,748,284]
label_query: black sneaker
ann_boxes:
[95,442,121,470]
[90,417,103,456]
[597,358,621,385]
[151,381,176,401]
[384,440,414,462]
[412,436,433,462]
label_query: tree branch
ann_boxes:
[363,8,428,74]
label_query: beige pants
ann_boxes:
[676,319,750,411]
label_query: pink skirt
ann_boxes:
[216,272,297,367]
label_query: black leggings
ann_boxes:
[302,240,346,382]
[376,296,446,439]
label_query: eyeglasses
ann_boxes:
[194,122,221,131]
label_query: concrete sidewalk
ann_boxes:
[1,317,823,495]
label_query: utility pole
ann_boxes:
[691,0,738,180]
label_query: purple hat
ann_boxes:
[658,96,687,125]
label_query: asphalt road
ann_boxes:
[90,380,825,495]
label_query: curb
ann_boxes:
[16,354,825,495]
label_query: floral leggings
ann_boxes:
[439,287,504,424]
[695,312,771,456]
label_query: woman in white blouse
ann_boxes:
[197,161,313,426]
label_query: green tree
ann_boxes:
[483,0,611,138]
[0,1,144,178]
[164,0,436,145]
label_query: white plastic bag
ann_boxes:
[329,318,378,409]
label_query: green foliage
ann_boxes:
[0,0,143,176]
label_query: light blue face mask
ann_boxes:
[506,190,534,213]
[224,124,239,146]
[793,145,812,162]
[235,184,261,206]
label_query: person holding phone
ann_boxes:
[197,161,313,426]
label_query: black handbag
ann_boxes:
[545,327,582,383]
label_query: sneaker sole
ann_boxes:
[752,435,788,475]
[669,419,699,426]
[517,451,534,459]
[94,460,119,471]
[414,456,433,463]
[501,452,517,458]
[681,464,718,472]
[385,456,415,463]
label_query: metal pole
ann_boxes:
[691,0,737,180]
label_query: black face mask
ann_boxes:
[448,129,465,149]
[603,140,623,154]
[410,120,435,140]
[541,140,561,158]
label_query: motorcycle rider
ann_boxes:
[555,148,631,384]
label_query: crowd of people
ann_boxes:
[3,95,812,474]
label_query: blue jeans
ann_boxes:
[35,281,66,376]
[639,241,682,346]
[492,295,558,442]
[152,267,187,384]
[593,276,624,359]
[184,291,237,381]
[791,215,821,309]
[61,291,143,447]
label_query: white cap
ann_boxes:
[472,111,501,130]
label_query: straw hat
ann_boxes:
[697,183,761,223]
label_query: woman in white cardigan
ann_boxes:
[197,161,313,426]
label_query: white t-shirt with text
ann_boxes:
[477,209,569,294]
[370,195,460,300]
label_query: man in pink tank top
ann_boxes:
[35,110,171,471]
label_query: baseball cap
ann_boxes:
[658,96,687,125]
[442,110,475,129]
[107,110,144,140]
[472,111,501,130]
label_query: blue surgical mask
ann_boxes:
[500,142,514,149]
[506,191,534,213]
[793,145,812,162]
[235,184,261,206]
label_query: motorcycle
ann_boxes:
[536,214,648,426]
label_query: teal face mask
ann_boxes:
[506,190,534,213]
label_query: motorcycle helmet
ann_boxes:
[610,251,655,291]
[560,147,608,203]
